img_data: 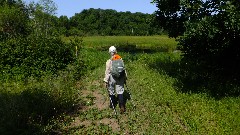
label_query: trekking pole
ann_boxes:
[125,84,136,109]
[109,94,117,116]
[105,83,117,116]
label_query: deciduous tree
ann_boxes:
[152,0,240,94]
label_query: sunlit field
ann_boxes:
[1,35,239,134]
[63,35,178,52]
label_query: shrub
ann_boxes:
[0,2,30,40]
[0,35,74,80]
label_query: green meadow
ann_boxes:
[1,36,239,134]
[64,35,178,52]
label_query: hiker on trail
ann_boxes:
[104,46,127,114]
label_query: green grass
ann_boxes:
[72,51,240,134]
[1,36,239,134]
[63,35,178,52]
[0,67,81,134]
[53,49,239,134]
[136,53,240,134]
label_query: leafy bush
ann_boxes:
[177,8,240,96]
[0,35,74,80]
[178,13,240,79]
[0,2,29,40]
[153,0,240,96]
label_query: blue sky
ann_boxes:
[23,0,157,18]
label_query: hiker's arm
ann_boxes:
[104,60,111,83]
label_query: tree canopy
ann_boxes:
[0,0,74,78]
[152,0,240,95]
[65,8,162,36]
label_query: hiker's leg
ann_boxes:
[118,94,125,114]
[108,75,116,95]
[116,77,125,113]
[115,76,124,95]
[108,75,117,108]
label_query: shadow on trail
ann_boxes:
[147,54,240,99]
[0,87,83,135]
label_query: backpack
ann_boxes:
[111,58,125,78]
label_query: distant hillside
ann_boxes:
[58,8,163,36]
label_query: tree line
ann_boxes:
[62,8,162,36]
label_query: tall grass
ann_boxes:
[126,53,240,134]
[0,66,81,134]
[63,36,178,52]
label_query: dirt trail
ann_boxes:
[69,70,124,133]
[70,89,121,132]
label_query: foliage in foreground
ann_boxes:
[0,46,109,134]
[0,67,80,134]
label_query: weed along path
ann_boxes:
[65,59,240,134]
